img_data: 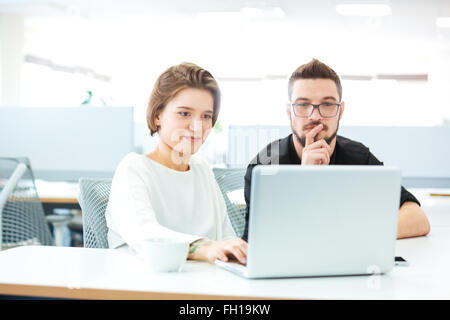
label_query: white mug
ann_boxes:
[130,238,189,272]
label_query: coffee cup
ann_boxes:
[130,238,189,272]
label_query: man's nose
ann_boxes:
[309,106,323,120]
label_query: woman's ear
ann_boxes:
[155,111,161,127]
[153,111,162,134]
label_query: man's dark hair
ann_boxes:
[288,58,342,101]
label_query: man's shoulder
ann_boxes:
[248,134,292,167]
[336,135,369,149]
[336,135,371,164]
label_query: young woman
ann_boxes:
[105,62,247,264]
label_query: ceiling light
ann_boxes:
[436,17,450,28]
[240,7,263,18]
[336,4,392,17]
[196,11,243,22]
[241,6,286,19]
[272,7,286,18]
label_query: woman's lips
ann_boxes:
[182,136,202,143]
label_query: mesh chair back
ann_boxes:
[212,168,247,238]
[78,178,111,248]
[0,158,53,250]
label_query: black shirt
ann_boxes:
[242,134,421,242]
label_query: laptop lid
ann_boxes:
[246,165,401,278]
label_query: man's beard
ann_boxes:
[293,120,339,147]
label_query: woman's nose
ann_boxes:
[189,119,203,133]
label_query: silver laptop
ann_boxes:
[215,165,401,278]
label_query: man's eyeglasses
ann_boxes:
[291,102,341,118]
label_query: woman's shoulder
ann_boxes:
[118,152,147,166]
[191,155,217,177]
[190,155,220,183]
[114,152,152,175]
[111,152,159,186]
[190,154,212,170]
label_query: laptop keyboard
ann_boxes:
[230,261,247,270]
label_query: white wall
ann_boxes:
[0,14,24,106]
[429,44,450,124]
[227,125,450,187]
[0,107,135,181]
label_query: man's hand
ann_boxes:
[188,238,248,265]
[301,124,332,165]
[397,202,431,239]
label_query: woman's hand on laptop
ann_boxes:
[188,238,248,265]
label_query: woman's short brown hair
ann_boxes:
[288,58,342,102]
[146,62,221,136]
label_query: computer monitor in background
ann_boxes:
[0,107,135,182]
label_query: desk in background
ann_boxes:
[34,182,450,248]
[35,180,450,215]
[35,180,83,246]
[36,180,80,214]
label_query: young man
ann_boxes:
[242,58,430,242]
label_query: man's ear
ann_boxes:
[286,103,291,119]
[338,101,345,120]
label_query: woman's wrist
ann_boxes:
[188,238,214,261]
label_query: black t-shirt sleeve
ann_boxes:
[242,163,254,242]
[366,151,421,208]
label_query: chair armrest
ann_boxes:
[46,214,74,225]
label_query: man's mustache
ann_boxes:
[303,121,328,131]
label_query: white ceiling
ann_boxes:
[1,0,449,77]
[0,0,449,43]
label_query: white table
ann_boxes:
[0,194,449,300]
[0,228,449,300]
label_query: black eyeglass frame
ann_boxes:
[291,103,341,118]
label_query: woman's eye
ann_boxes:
[203,114,212,120]
[178,112,190,117]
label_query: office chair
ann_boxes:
[212,168,247,238]
[78,178,111,248]
[0,157,72,250]
[78,170,246,247]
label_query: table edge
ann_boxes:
[0,283,294,300]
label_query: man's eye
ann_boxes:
[297,103,310,107]
[321,103,334,107]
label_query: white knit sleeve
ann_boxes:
[106,155,203,248]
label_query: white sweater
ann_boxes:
[105,152,236,249]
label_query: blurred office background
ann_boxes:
[1,0,450,161]
[2,0,450,174]
[1,0,450,246]
[2,0,450,165]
